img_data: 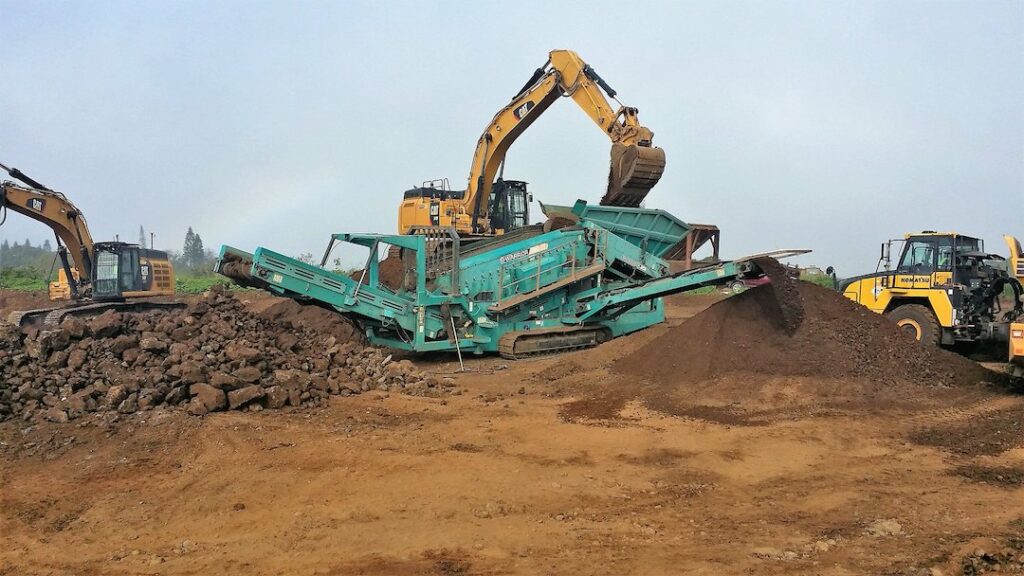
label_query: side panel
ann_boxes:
[1011,323,1023,369]
[841,273,955,328]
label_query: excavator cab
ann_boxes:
[487,179,530,233]
[91,242,175,301]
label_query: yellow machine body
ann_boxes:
[398,49,666,236]
[839,232,1024,372]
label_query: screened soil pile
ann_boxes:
[615,282,992,388]
[258,299,364,344]
[751,256,805,335]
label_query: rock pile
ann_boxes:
[0,287,448,423]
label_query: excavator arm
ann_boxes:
[1,164,95,296]
[465,49,666,233]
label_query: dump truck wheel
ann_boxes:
[887,304,940,346]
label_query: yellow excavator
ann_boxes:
[398,49,666,236]
[1,163,180,327]
[834,231,1024,377]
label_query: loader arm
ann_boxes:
[464,49,666,233]
[1005,235,1023,283]
[1,181,95,281]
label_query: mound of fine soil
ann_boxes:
[561,282,1001,424]
[258,299,364,344]
[615,282,992,388]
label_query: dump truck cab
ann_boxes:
[839,231,1023,347]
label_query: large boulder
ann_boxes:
[87,310,124,338]
[189,383,227,413]
[227,385,264,410]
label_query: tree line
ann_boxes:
[1,226,217,284]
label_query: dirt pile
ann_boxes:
[616,282,992,388]
[562,282,996,423]
[350,254,406,291]
[258,299,363,344]
[0,287,449,423]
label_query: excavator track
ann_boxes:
[8,300,187,330]
[498,326,610,359]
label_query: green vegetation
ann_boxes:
[801,272,836,289]
[175,275,234,294]
[1,240,58,291]
[0,266,50,291]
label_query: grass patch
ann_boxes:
[801,273,836,288]
[0,266,50,291]
[175,275,234,294]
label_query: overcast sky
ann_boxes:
[1,0,1021,273]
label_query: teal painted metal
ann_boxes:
[217,202,759,356]
[542,200,692,258]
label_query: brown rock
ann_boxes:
[264,386,288,409]
[273,369,310,389]
[60,316,86,339]
[225,343,261,362]
[186,398,209,416]
[189,383,227,412]
[170,326,198,342]
[118,393,139,414]
[67,349,87,370]
[178,361,206,384]
[104,385,128,408]
[123,348,142,364]
[43,408,69,423]
[227,385,264,410]
[164,385,189,405]
[47,350,69,368]
[87,310,124,338]
[234,365,262,383]
[275,332,299,352]
[110,335,139,355]
[140,338,169,352]
[209,371,240,390]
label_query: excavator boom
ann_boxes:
[1,163,178,319]
[466,49,665,231]
[399,49,666,235]
[1,174,95,289]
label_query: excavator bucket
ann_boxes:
[601,143,667,207]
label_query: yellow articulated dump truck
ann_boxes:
[835,231,1023,376]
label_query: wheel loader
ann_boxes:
[835,231,1024,376]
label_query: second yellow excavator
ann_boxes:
[1,163,180,327]
[398,49,666,236]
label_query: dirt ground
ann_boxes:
[2,293,1023,575]
[0,290,51,319]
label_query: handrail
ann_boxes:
[494,241,587,306]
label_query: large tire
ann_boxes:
[886,304,940,346]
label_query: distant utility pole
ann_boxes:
[150,232,155,250]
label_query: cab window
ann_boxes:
[898,240,936,274]
[936,237,953,271]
